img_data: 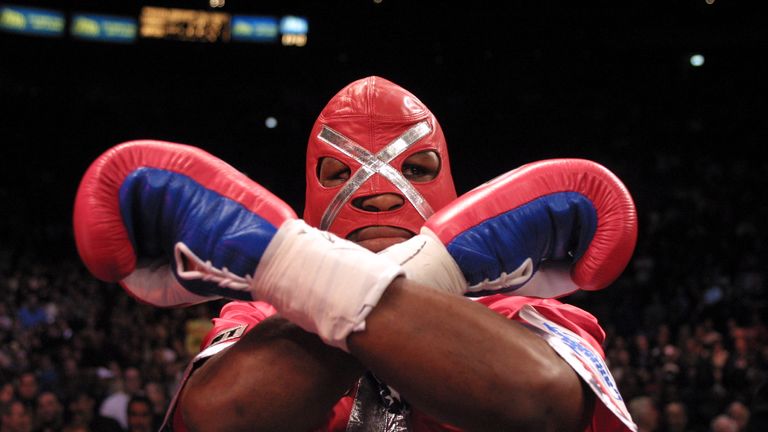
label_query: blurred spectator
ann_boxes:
[0,384,14,406]
[662,401,691,432]
[726,400,750,431]
[125,395,153,432]
[13,373,37,411]
[17,295,45,330]
[33,357,57,395]
[99,366,142,430]
[144,381,168,430]
[64,391,122,432]
[32,391,63,432]
[0,304,13,332]
[629,396,659,432]
[710,414,739,432]
[0,400,32,432]
[57,358,84,403]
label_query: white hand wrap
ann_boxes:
[377,227,467,296]
[249,219,403,351]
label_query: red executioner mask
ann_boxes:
[304,76,457,239]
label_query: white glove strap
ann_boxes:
[378,227,467,296]
[123,265,218,307]
[513,261,579,298]
[249,219,403,351]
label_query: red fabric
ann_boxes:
[169,297,630,432]
[199,301,277,349]
[476,295,606,354]
[303,76,457,239]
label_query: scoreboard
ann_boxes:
[1,3,308,46]
[140,7,231,43]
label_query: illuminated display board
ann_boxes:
[140,6,230,42]
[71,13,137,43]
[231,15,278,42]
[0,4,64,37]
[279,15,308,46]
[280,15,308,35]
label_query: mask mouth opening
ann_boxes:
[346,225,416,253]
[346,225,415,242]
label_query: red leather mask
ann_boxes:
[304,76,457,238]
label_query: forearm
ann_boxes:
[347,278,593,432]
[180,315,364,432]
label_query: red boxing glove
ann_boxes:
[381,159,638,298]
[73,140,297,307]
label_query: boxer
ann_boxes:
[74,76,638,431]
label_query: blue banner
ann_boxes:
[71,13,137,43]
[0,4,65,37]
[231,15,278,42]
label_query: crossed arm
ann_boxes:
[180,278,594,432]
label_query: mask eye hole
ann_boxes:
[402,150,440,183]
[317,157,351,187]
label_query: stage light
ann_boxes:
[690,54,705,67]
[265,117,278,129]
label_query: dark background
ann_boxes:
[2,0,767,308]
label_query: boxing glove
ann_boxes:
[380,159,638,298]
[74,140,402,350]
